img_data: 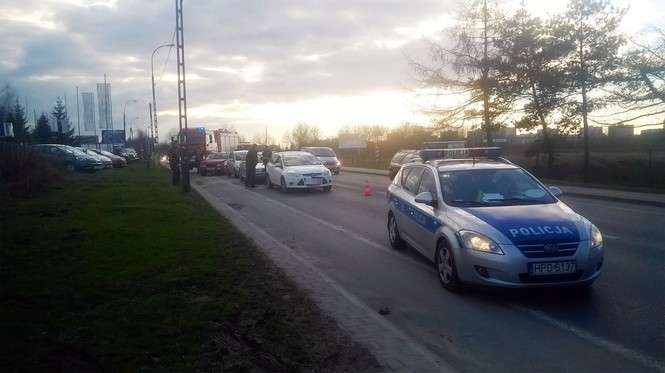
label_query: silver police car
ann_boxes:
[387,148,604,291]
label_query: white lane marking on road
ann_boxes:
[564,196,665,215]
[514,305,665,373]
[193,181,455,372]
[211,178,437,274]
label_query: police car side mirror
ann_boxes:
[415,191,437,207]
[549,186,563,197]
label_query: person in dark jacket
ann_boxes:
[245,144,258,187]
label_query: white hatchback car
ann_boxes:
[266,151,333,192]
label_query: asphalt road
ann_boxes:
[195,171,665,373]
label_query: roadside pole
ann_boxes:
[175,0,190,192]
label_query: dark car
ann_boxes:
[113,146,139,162]
[199,152,229,176]
[388,150,421,180]
[89,148,128,168]
[33,144,104,172]
[301,147,341,174]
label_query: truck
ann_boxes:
[179,127,208,169]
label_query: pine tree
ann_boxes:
[495,8,575,176]
[11,99,29,141]
[414,0,510,144]
[51,98,74,145]
[34,113,52,143]
[559,0,626,181]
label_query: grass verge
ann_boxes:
[0,164,379,372]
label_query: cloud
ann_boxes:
[2,0,662,141]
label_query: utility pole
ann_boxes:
[76,86,81,137]
[175,0,190,192]
[152,43,174,146]
[123,99,136,145]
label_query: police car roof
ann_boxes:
[433,159,519,172]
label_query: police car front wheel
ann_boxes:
[387,213,405,250]
[436,241,461,292]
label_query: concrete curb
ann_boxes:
[191,180,455,373]
[342,167,665,208]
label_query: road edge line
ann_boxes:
[192,182,455,373]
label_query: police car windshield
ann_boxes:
[439,168,555,207]
[283,154,321,166]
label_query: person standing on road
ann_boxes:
[168,139,180,185]
[262,145,273,168]
[245,144,258,187]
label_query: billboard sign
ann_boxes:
[338,134,366,149]
[101,129,125,144]
[81,92,96,131]
[96,83,113,130]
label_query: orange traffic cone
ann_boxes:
[363,180,373,197]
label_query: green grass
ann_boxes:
[0,164,378,372]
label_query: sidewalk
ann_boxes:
[343,167,665,208]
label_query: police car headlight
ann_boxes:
[459,230,504,255]
[590,224,603,249]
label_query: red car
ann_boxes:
[89,149,128,168]
[198,152,229,176]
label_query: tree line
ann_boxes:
[284,0,663,181]
[414,0,664,180]
[0,84,76,145]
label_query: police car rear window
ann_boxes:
[402,167,424,194]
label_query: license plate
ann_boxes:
[529,261,576,276]
[307,177,322,185]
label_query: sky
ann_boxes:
[1,0,663,142]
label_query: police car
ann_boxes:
[386,147,603,291]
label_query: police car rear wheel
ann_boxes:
[436,242,461,291]
[387,213,404,249]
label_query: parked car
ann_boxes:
[113,146,139,162]
[79,148,113,169]
[239,152,265,182]
[388,150,421,180]
[88,149,128,168]
[199,152,229,176]
[301,147,341,174]
[32,144,104,172]
[266,151,332,192]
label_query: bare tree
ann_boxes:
[601,27,665,127]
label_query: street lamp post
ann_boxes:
[151,43,174,145]
[123,99,137,144]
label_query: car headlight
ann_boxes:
[590,224,603,249]
[458,230,504,255]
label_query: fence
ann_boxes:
[336,142,665,189]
